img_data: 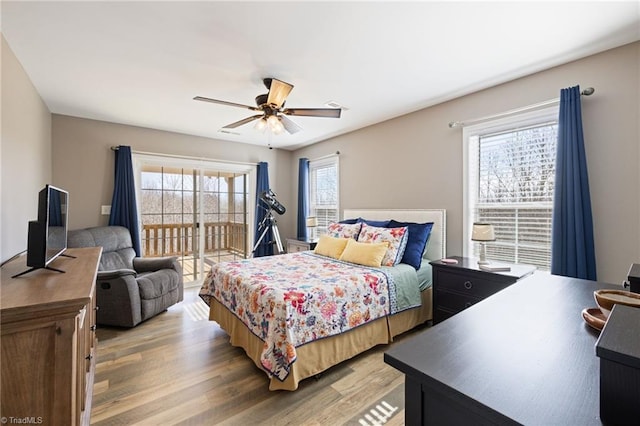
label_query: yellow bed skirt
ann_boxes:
[208,287,432,391]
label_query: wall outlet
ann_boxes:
[101,205,111,215]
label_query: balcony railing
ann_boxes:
[141,222,247,258]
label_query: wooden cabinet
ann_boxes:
[431,256,535,324]
[286,238,317,253]
[1,247,101,425]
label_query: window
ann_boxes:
[464,108,558,271]
[309,156,339,235]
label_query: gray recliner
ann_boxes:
[68,226,184,327]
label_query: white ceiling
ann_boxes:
[2,1,639,150]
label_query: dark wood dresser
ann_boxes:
[431,256,535,324]
[384,272,620,425]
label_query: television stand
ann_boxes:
[11,265,65,279]
[1,247,100,424]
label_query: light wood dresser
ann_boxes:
[1,247,101,426]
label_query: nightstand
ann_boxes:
[286,238,317,253]
[430,256,536,324]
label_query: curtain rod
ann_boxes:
[448,87,595,129]
[309,151,340,162]
[110,145,258,166]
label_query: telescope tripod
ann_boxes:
[252,209,284,256]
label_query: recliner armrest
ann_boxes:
[133,256,181,273]
[94,269,142,327]
[98,269,137,280]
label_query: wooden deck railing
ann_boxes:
[141,222,247,258]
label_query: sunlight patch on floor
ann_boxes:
[357,400,399,425]
[182,298,210,321]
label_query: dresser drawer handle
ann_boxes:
[464,280,473,290]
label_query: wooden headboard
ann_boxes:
[342,209,447,261]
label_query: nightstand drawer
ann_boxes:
[431,257,536,324]
[286,239,316,253]
[435,270,513,298]
[435,289,482,312]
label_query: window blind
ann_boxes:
[309,158,339,233]
[472,121,557,270]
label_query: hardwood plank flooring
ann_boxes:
[91,287,428,425]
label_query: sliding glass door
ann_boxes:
[135,155,253,284]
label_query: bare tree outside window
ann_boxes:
[470,119,558,270]
[309,158,339,234]
[139,166,248,283]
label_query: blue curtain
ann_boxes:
[551,85,597,280]
[297,158,310,240]
[109,146,141,256]
[254,161,273,257]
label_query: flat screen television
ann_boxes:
[13,185,70,278]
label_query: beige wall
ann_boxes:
[51,115,294,237]
[3,31,638,284]
[1,35,52,263]
[292,41,640,284]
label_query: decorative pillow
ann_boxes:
[313,235,350,259]
[357,223,409,267]
[339,239,389,267]
[387,220,434,269]
[357,217,391,228]
[326,222,362,240]
[339,218,358,224]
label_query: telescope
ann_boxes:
[259,189,286,215]
[253,189,285,255]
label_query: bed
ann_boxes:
[199,209,446,390]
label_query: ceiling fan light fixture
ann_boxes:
[267,116,285,134]
[254,117,267,132]
[266,115,278,126]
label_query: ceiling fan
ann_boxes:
[194,78,341,135]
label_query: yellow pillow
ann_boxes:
[339,239,389,267]
[314,235,350,259]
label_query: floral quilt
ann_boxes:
[199,252,399,381]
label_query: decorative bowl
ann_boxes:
[581,307,607,331]
[594,289,640,317]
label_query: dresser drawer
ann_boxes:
[435,269,514,298]
[435,289,482,313]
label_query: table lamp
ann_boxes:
[472,223,495,265]
[306,216,318,240]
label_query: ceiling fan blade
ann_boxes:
[194,96,259,111]
[282,108,341,118]
[280,115,302,134]
[266,78,294,108]
[223,115,263,129]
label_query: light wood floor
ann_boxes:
[91,287,427,425]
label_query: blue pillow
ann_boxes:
[339,218,358,224]
[387,220,434,270]
[357,217,390,227]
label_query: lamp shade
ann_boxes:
[471,223,495,241]
[254,118,267,132]
[306,216,318,227]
